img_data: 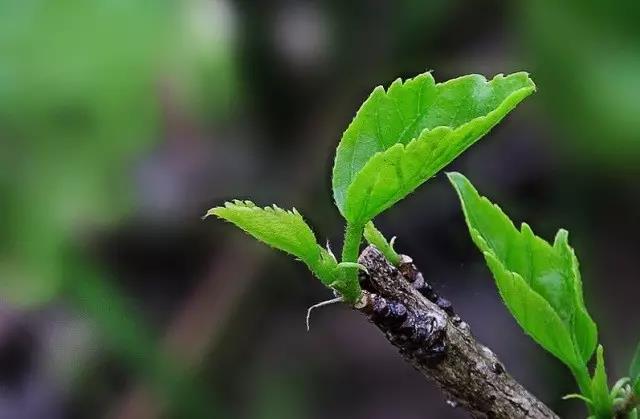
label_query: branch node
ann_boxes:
[355,245,559,419]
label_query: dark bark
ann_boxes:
[355,245,560,419]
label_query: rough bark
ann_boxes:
[355,245,560,419]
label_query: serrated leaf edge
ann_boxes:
[340,74,535,223]
[206,200,363,303]
[448,172,594,370]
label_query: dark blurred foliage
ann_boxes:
[0,1,638,418]
[521,0,640,169]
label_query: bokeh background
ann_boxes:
[1,0,639,418]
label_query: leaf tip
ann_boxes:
[520,222,534,237]
[562,393,593,405]
[445,171,464,183]
[446,171,474,196]
[203,206,224,220]
[553,228,570,248]
[502,70,536,90]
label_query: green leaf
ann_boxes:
[591,345,613,417]
[332,72,535,224]
[363,222,401,265]
[448,172,597,371]
[482,251,579,368]
[206,200,361,302]
[562,393,593,406]
[208,200,321,263]
[554,229,599,364]
[630,340,640,389]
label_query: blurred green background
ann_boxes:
[0,1,638,418]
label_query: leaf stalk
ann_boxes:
[572,364,595,413]
[340,222,365,303]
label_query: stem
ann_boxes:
[357,245,559,418]
[572,364,594,414]
[572,365,592,399]
[338,222,365,303]
[342,222,364,263]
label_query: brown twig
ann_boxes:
[356,245,560,419]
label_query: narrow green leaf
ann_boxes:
[363,222,401,265]
[332,72,535,224]
[207,200,361,301]
[448,172,597,371]
[562,393,593,405]
[591,345,613,417]
[630,340,640,388]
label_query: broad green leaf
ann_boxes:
[591,345,613,417]
[630,340,640,389]
[448,172,597,370]
[332,72,535,224]
[610,377,631,400]
[207,200,361,302]
[363,222,401,265]
[483,251,578,367]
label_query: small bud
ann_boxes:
[436,297,455,316]
[492,362,505,375]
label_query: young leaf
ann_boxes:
[207,200,320,262]
[363,222,401,265]
[591,345,613,417]
[207,200,361,302]
[448,172,597,371]
[333,72,535,224]
[562,393,593,406]
[554,229,599,364]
